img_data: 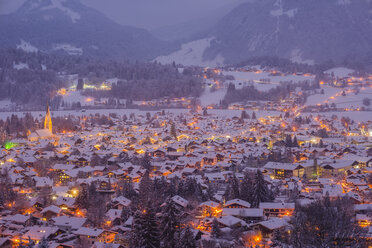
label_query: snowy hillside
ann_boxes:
[196,0,372,65]
[0,0,168,60]
[154,37,225,67]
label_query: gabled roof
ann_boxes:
[74,227,104,237]
[259,202,295,209]
[51,216,86,229]
[171,195,188,208]
[22,226,60,240]
[41,205,61,214]
[256,218,287,230]
[198,201,220,208]
[222,208,263,217]
[224,199,251,208]
[216,215,247,227]
[264,162,302,170]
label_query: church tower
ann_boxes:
[44,105,52,133]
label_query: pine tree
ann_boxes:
[138,171,153,207]
[170,123,177,140]
[241,110,249,119]
[37,186,52,207]
[75,186,89,210]
[179,226,196,248]
[292,136,299,147]
[160,198,181,248]
[77,78,84,90]
[37,236,48,248]
[131,208,160,248]
[251,170,272,208]
[141,153,152,170]
[225,175,240,201]
[27,236,35,248]
[285,135,292,147]
[240,173,253,203]
[230,175,240,199]
[285,196,366,247]
[251,111,257,119]
[211,218,221,238]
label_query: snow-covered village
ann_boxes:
[1,0,372,248]
[0,63,371,248]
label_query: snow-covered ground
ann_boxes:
[306,86,342,106]
[290,49,315,65]
[13,62,29,70]
[324,67,355,78]
[16,40,38,53]
[223,70,314,91]
[54,44,83,55]
[306,86,372,109]
[41,0,81,23]
[0,100,14,110]
[154,37,224,67]
[302,111,371,122]
[61,91,95,106]
[199,87,227,107]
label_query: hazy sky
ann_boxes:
[0,0,245,30]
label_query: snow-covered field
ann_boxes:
[306,86,372,109]
[199,87,227,107]
[0,100,14,110]
[223,70,314,91]
[61,91,95,106]
[324,67,355,78]
[302,111,372,122]
[306,86,343,106]
[154,37,224,67]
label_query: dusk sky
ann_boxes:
[0,0,245,29]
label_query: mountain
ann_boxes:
[157,0,372,66]
[0,0,169,60]
[151,1,245,42]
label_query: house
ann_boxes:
[259,202,295,218]
[0,238,11,248]
[320,160,354,178]
[74,227,117,245]
[22,226,64,244]
[105,209,122,226]
[222,208,263,222]
[224,199,251,209]
[215,215,247,228]
[112,196,131,210]
[41,205,61,220]
[171,195,189,209]
[3,214,34,226]
[251,218,288,239]
[263,162,304,179]
[28,129,54,142]
[197,201,221,218]
[51,216,87,231]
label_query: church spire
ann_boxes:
[44,104,52,133]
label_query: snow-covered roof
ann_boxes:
[224,199,251,208]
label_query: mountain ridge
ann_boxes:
[0,0,170,60]
[203,0,372,65]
